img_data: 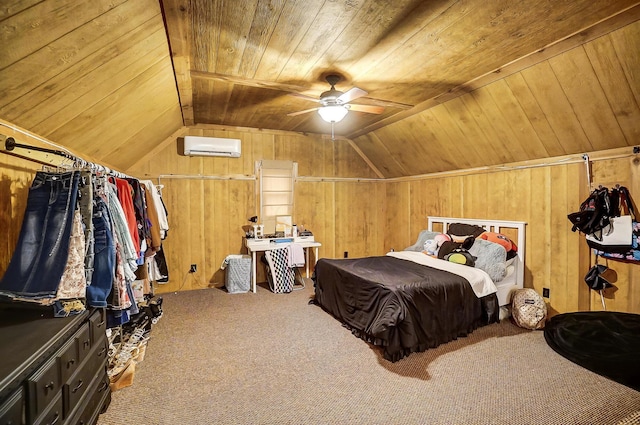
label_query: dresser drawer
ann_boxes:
[65,374,110,425]
[75,325,92,365]
[0,388,23,425]
[56,338,78,385]
[26,357,60,423]
[31,392,61,425]
[63,339,107,418]
[88,310,106,346]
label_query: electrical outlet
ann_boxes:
[542,287,550,298]
[190,264,197,273]
[344,251,348,258]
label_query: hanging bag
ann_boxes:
[592,186,640,262]
[586,186,633,252]
[568,186,612,238]
[585,215,633,253]
[584,255,613,309]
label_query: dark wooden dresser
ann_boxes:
[0,307,111,425]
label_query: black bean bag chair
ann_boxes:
[544,311,640,392]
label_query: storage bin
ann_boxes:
[223,255,252,293]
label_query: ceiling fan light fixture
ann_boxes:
[318,105,348,123]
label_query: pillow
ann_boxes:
[468,238,507,282]
[448,223,486,238]
[404,230,440,252]
[479,231,518,253]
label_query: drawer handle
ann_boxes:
[67,358,76,368]
[98,381,108,392]
[48,411,60,425]
[72,380,84,393]
[97,320,105,328]
[98,347,107,357]
[44,381,55,391]
[83,339,90,348]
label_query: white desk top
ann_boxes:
[245,238,321,252]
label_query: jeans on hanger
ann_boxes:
[87,196,115,308]
[0,171,80,299]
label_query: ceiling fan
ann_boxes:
[287,75,384,127]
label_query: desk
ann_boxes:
[245,239,321,293]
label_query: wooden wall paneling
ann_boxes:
[334,182,385,259]
[548,47,627,151]
[503,73,566,158]
[548,165,575,313]
[519,61,592,154]
[0,154,38,277]
[0,0,41,21]
[116,107,185,171]
[321,181,337,260]
[464,87,528,163]
[294,180,334,262]
[461,173,490,219]
[484,80,549,161]
[5,22,169,132]
[610,20,640,110]
[333,139,380,179]
[158,179,187,293]
[418,111,471,172]
[584,32,640,143]
[354,131,410,178]
[523,167,551,306]
[457,92,515,164]
[48,59,179,160]
[442,97,502,166]
[252,0,324,81]
[433,102,492,169]
[0,0,127,71]
[201,144,229,289]
[385,182,410,252]
[0,0,157,111]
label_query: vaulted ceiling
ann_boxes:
[1,0,639,176]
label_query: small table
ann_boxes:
[245,239,321,293]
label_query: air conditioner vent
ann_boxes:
[183,136,241,157]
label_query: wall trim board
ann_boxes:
[138,145,639,183]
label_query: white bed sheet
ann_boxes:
[386,251,498,299]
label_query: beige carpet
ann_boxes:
[97,282,640,425]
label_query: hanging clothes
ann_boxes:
[141,180,169,240]
[114,178,141,260]
[87,194,115,308]
[0,170,80,299]
[141,181,162,255]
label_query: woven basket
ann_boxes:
[511,288,547,330]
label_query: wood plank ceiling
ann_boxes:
[1,0,639,175]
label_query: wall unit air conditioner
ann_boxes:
[183,136,241,157]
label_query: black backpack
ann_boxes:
[568,187,612,239]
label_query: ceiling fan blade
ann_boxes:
[338,87,367,104]
[287,107,319,117]
[348,104,384,114]
[288,93,320,103]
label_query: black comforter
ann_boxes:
[312,256,499,362]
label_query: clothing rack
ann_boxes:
[3,136,132,179]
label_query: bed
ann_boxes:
[312,217,526,362]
